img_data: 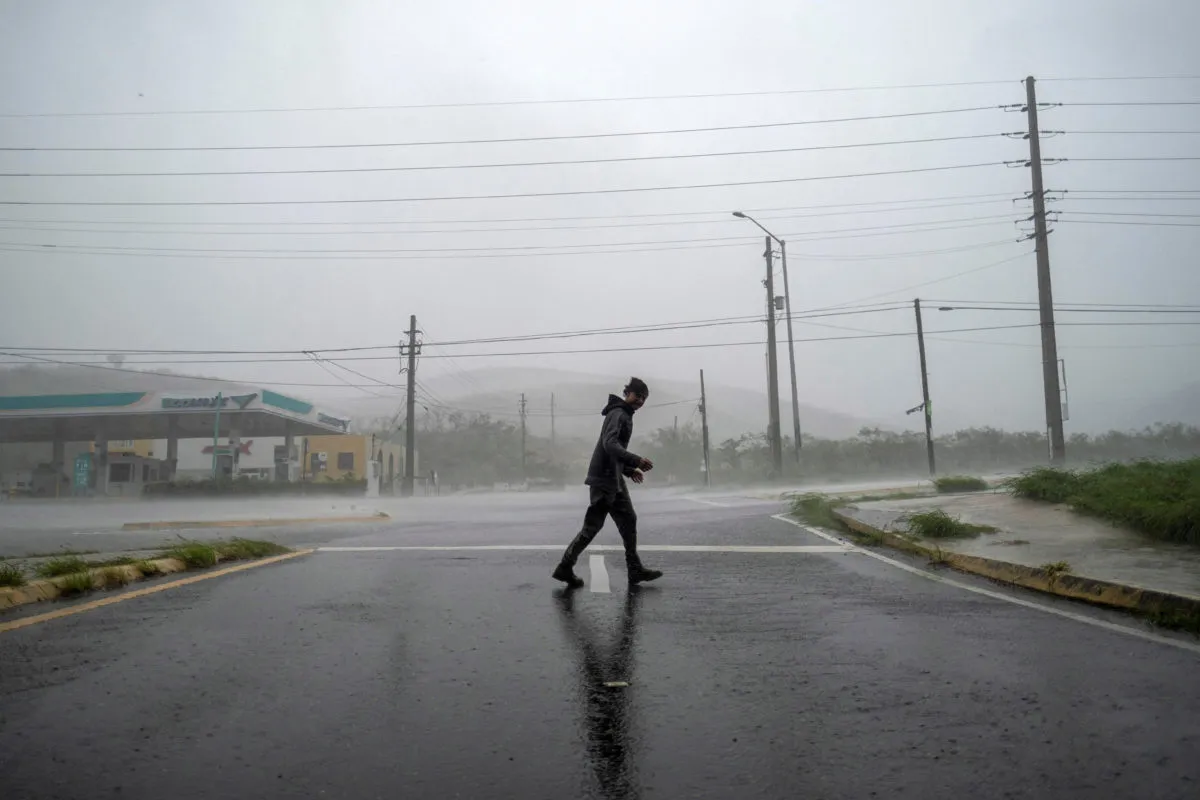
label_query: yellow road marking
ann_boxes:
[0,549,314,635]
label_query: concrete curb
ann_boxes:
[0,557,188,612]
[0,550,314,633]
[831,508,1200,619]
[120,512,390,531]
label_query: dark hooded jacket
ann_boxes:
[585,394,644,490]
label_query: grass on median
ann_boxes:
[160,538,290,568]
[905,509,998,539]
[789,493,843,528]
[34,555,92,579]
[56,570,96,597]
[1006,459,1200,546]
[788,490,932,529]
[934,475,989,493]
[0,562,26,588]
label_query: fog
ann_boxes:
[2,0,1198,447]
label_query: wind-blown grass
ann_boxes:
[934,475,989,493]
[905,509,997,539]
[1006,459,1200,545]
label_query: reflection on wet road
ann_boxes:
[1,489,1198,799]
[557,586,645,799]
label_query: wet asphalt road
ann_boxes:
[1,489,1198,799]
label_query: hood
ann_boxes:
[602,393,634,416]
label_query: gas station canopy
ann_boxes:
[0,388,352,443]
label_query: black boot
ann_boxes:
[553,533,590,588]
[627,554,663,584]
[552,562,584,589]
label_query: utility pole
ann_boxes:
[550,392,556,448]
[763,236,783,477]
[519,393,528,482]
[699,369,712,488]
[779,239,802,460]
[1024,75,1067,466]
[402,315,418,497]
[913,299,936,478]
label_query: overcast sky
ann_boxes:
[1,0,1197,434]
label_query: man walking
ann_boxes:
[553,377,664,588]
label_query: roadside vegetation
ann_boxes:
[0,539,293,609]
[0,562,26,588]
[904,509,998,539]
[34,555,91,579]
[1006,459,1200,545]
[934,475,989,493]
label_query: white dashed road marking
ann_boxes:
[589,554,611,594]
[770,513,1200,656]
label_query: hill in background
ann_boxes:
[334,366,883,441]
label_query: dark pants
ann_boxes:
[559,485,642,568]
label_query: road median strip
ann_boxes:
[121,512,389,531]
[0,549,313,634]
[0,539,308,616]
[829,508,1200,629]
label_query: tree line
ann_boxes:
[363,411,1200,489]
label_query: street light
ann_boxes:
[732,211,802,465]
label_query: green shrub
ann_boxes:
[162,542,218,568]
[789,493,841,528]
[1005,467,1082,503]
[934,475,988,493]
[905,509,997,539]
[57,570,96,596]
[35,555,91,579]
[1007,459,1200,545]
[0,562,26,588]
[213,538,289,560]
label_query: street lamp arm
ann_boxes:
[731,211,782,245]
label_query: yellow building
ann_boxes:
[300,434,411,486]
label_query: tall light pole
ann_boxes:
[734,212,802,464]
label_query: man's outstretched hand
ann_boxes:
[638,457,654,472]
[629,470,645,484]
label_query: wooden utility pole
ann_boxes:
[699,369,712,488]
[763,237,783,477]
[1024,75,1067,465]
[550,392,556,448]
[402,315,418,497]
[913,299,936,478]
[519,393,528,481]
[779,239,802,460]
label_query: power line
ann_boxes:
[5,76,1195,120]
[0,192,1018,227]
[1041,75,1200,82]
[0,238,1020,263]
[0,107,1003,151]
[805,250,1033,309]
[0,161,1008,206]
[1066,157,1200,163]
[0,216,1019,255]
[0,237,1020,263]
[0,326,1045,370]
[0,133,1014,178]
[1066,130,1200,135]
[6,321,1195,378]
[1059,211,1200,219]
[0,201,1019,237]
[1061,101,1200,107]
[0,87,1016,119]
[0,304,915,361]
[1059,219,1200,228]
